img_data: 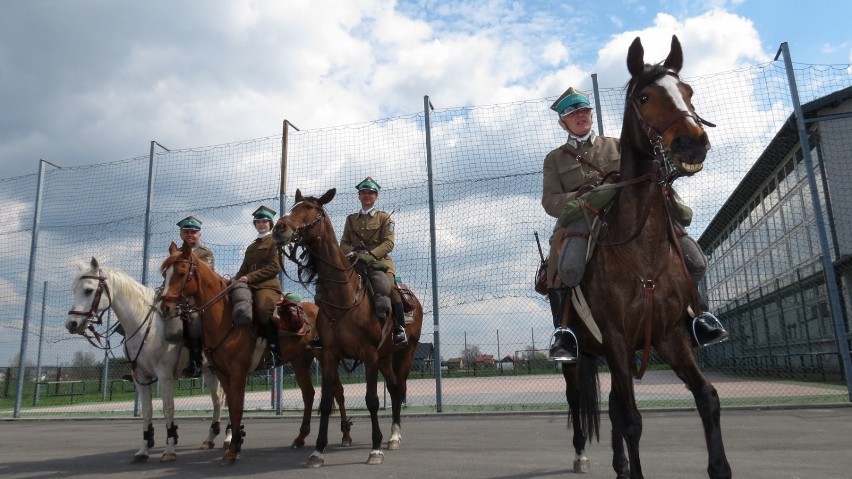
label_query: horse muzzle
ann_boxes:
[669,132,709,176]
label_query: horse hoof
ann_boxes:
[305,456,324,468]
[160,453,177,463]
[387,439,400,450]
[573,457,591,474]
[132,454,148,463]
[290,439,305,449]
[340,438,353,447]
[367,450,384,465]
[200,441,214,450]
[219,455,237,467]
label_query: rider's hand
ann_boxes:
[238,276,248,283]
[356,253,375,265]
[576,183,595,197]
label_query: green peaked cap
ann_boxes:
[252,205,276,221]
[355,176,381,192]
[176,216,202,230]
[550,87,592,116]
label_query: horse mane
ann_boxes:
[620,62,671,163]
[75,262,159,320]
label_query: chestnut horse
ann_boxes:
[562,36,731,478]
[272,188,424,467]
[159,242,351,466]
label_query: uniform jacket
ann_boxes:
[235,234,282,292]
[193,244,215,271]
[541,133,620,218]
[340,209,396,275]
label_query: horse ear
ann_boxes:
[180,242,192,255]
[626,36,645,77]
[663,35,683,73]
[90,256,99,271]
[169,241,178,254]
[319,188,336,205]
[295,189,303,202]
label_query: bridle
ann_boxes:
[161,254,235,317]
[68,274,112,326]
[277,202,367,314]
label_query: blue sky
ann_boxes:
[0,0,849,179]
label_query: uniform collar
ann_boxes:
[255,231,271,240]
[565,130,596,149]
[359,207,377,216]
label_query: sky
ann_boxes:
[1,0,851,179]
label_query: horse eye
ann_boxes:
[638,93,649,104]
[84,288,94,295]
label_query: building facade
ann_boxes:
[698,87,852,380]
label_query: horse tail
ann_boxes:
[577,353,601,444]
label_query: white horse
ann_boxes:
[66,257,231,463]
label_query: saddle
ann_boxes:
[276,296,306,333]
[396,281,417,313]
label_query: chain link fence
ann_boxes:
[2,58,851,418]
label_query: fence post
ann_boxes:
[424,95,443,412]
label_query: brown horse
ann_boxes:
[272,188,424,467]
[562,36,731,478]
[159,242,351,466]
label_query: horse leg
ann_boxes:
[562,360,590,474]
[334,376,353,447]
[387,349,412,450]
[201,367,225,449]
[290,354,315,448]
[160,377,178,462]
[305,350,337,468]
[606,352,643,479]
[132,382,154,463]
[364,361,384,465]
[220,374,246,466]
[658,339,731,478]
[607,389,630,479]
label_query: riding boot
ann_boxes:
[547,288,578,362]
[391,302,408,347]
[263,322,283,368]
[181,337,203,378]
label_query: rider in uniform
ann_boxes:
[234,205,284,368]
[543,87,729,362]
[176,215,215,378]
[310,177,407,349]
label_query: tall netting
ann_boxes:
[2,60,851,418]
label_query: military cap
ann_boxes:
[550,87,592,116]
[252,205,276,221]
[176,216,202,230]
[355,176,381,192]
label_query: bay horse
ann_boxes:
[66,257,230,463]
[159,242,351,466]
[272,188,424,467]
[562,36,731,478]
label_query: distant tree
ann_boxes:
[461,345,482,368]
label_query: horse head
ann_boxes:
[623,35,713,178]
[159,241,198,319]
[273,188,336,248]
[66,256,112,335]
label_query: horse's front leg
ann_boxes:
[201,366,225,449]
[382,355,403,450]
[606,354,642,479]
[220,374,246,466]
[364,361,384,465]
[305,351,337,468]
[334,376,353,447]
[290,356,315,448]
[132,379,155,463]
[658,336,731,478]
[160,376,178,462]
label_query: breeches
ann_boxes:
[253,288,281,324]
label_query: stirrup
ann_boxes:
[182,362,202,378]
[690,312,730,348]
[548,327,578,363]
[310,338,322,349]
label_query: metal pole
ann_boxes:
[275,120,299,415]
[776,42,852,399]
[33,281,47,407]
[14,159,60,418]
[424,95,443,411]
[102,310,111,401]
[591,73,605,136]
